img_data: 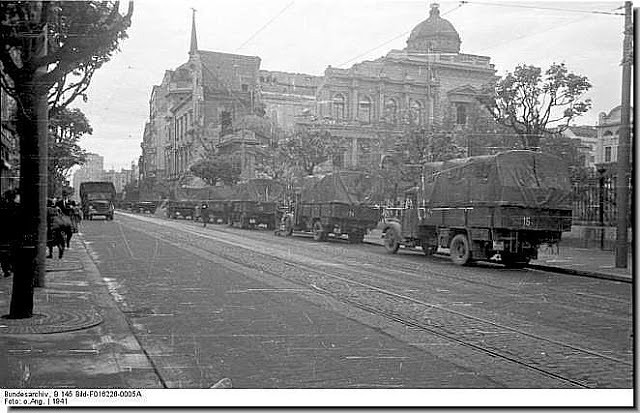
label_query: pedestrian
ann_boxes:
[55,191,72,216]
[200,202,210,228]
[0,189,19,277]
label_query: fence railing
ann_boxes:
[571,173,633,226]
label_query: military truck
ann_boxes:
[279,171,380,243]
[79,181,116,220]
[381,151,573,267]
[228,179,283,229]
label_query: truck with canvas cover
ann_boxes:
[279,171,381,243]
[228,179,283,229]
[79,181,116,220]
[194,186,236,224]
[381,150,572,266]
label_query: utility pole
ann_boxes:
[615,1,632,268]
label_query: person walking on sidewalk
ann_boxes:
[200,202,210,228]
[0,189,20,277]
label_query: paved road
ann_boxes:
[80,212,633,389]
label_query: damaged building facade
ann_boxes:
[139,3,496,194]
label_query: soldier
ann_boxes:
[55,191,72,216]
[0,189,19,277]
[200,202,210,228]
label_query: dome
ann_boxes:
[407,3,461,53]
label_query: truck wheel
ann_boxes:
[383,228,400,254]
[502,255,530,268]
[240,213,248,229]
[450,234,472,266]
[422,243,436,256]
[348,231,364,244]
[283,215,294,236]
[312,221,325,242]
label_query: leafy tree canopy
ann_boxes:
[48,107,91,197]
[479,63,592,149]
[0,1,133,113]
[281,129,341,176]
[190,155,241,186]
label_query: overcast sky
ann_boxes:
[72,0,629,171]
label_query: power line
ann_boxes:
[336,4,464,68]
[474,12,596,54]
[460,1,624,16]
[235,1,296,52]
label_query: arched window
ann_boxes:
[384,98,398,124]
[359,96,372,123]
[333,94,346,120]
[410,100,423,126]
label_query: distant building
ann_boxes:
[140,3,496,192]
[595,105,634,166]
[562,125,598,169]
[72,153,104,201]
[0,88,19,195]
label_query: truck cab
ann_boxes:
[79,181,116,221]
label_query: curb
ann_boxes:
[363,238,631,284]
[525,264,632,283]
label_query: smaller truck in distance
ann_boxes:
[79,181,116,220]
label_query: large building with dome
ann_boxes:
[139,3,497,191]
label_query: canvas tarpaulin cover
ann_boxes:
[425,151,572,209]
[233,179,284,202]
[299,171,376,205]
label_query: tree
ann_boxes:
[254,142,291,181]
[479,63,592,149]
[0,1,133,318]
[539,133,590,183]
[281,129,341,176]
[48,107,90,197]
[190,155,241,186]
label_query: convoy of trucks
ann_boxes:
[113,150,573,267]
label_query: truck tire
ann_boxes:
[312,221,325,242]
[450,233,472,266]
[383,227,400,254]
[422,243,436,256]
[283,215,294,236]
[240,213,248,229]
[502,255,530,268]
[348,231,364,244]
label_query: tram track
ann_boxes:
[152,214,630,314]
[117,213,633,388]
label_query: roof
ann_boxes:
[198,50,261,92]
[567,126,597,138]
[407,4,461,53]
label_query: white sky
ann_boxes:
[73,0,630,171]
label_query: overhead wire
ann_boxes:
[459,1,625,16]
[235,1,296,52]
[336,3,464,68]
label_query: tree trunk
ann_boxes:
[9,81,49,318]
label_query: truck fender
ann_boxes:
[382,222,402,237]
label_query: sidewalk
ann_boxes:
[0,235,164,388]
[364,229,633,282]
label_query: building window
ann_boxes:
[605,146,612,163]
[456,104,467,125]
[384,98,398,124]
[333,94,346,120]
[410,100,423,126]
[359,96,372,123]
